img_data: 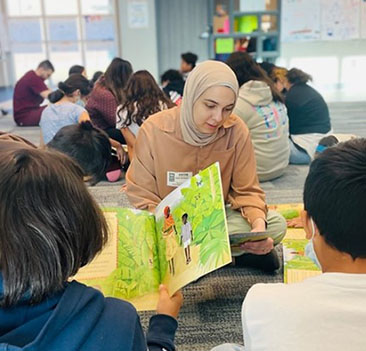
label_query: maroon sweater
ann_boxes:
[86,83,118,130]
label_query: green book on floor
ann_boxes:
[73,162,232,311]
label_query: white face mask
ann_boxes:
[305,218,322,269]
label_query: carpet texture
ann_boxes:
[139,250,283,351]
[88,187,284,350]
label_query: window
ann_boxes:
[5,0,118,83]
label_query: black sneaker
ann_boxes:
[234,249,280,273]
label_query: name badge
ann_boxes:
[167,171,193,187]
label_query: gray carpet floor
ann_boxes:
[1,101,365,350]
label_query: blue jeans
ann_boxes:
[289,139,311,165]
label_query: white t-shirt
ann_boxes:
[116,108,140,136]
[242,273,366,351]
[116,101,168,136]
[181,222,192,243]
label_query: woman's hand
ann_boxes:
[240,217,273,255]
[156,284,183,319]
[241,237,274,255]
[116,144,128,165]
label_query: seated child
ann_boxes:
[47,121,112,185]
[1,121,118,185]
[116,70,174,160]
[0,146,182,350]
[211,138,366,351]
[40,74,92,143]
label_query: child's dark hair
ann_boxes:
[47,121,111,185]
[99,57,133,104]
[226,52,284,103]
[304,138,366,259]
[182,213,188,220]
[48,74,93,103]
[286,68,312,85]
[161,69,184,84]
[117,70,174,128]
[91,71,103,84]
[181,52,198,68]
[69,65,85,76]
[0,147,108,307]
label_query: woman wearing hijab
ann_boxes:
[126,61,287,272]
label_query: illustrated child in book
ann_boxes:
[181,213,193,264]
[163,206,179,275]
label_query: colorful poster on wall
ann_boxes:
[321,0,360,40]
[281,0,321,42]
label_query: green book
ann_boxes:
[73,162,232,310]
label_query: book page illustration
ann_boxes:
[75,208,160,311]
[74,211,119,280]
[268,203,321,284]
[154,162,232,294]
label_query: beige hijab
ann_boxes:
[180,60,239,146]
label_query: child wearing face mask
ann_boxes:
[40,74,93,144]
[211,138,366,351]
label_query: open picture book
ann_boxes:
[268,203,321,284]
[74,162,232,311]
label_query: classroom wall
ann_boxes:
[156,0,209,76]
[278,40,366,102]
[117,0,159,79]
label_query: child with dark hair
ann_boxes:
[226,52,289,181]
[161,69,185,105]
[0,146,182,350]
[91,70,103,84]
[284,68,332,164]
[116,70,174,160]
[86,57,133,147]
[314,133,357,157]
[42,73,127,165]
[47,121,112,185]
[212,138,366,351]
[69,64,87,78]
[180,52,198,79]
[39,74,93,144]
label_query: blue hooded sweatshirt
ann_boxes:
[0,280,177,351]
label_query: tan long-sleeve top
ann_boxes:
[126,106,267,224]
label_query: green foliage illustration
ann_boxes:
[280,209,300,220]
[84,208,161,299]
[283,239,319,271]
[155,163,230,276]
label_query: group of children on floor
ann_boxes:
[1,54,364,350]
[12,50,340,185]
